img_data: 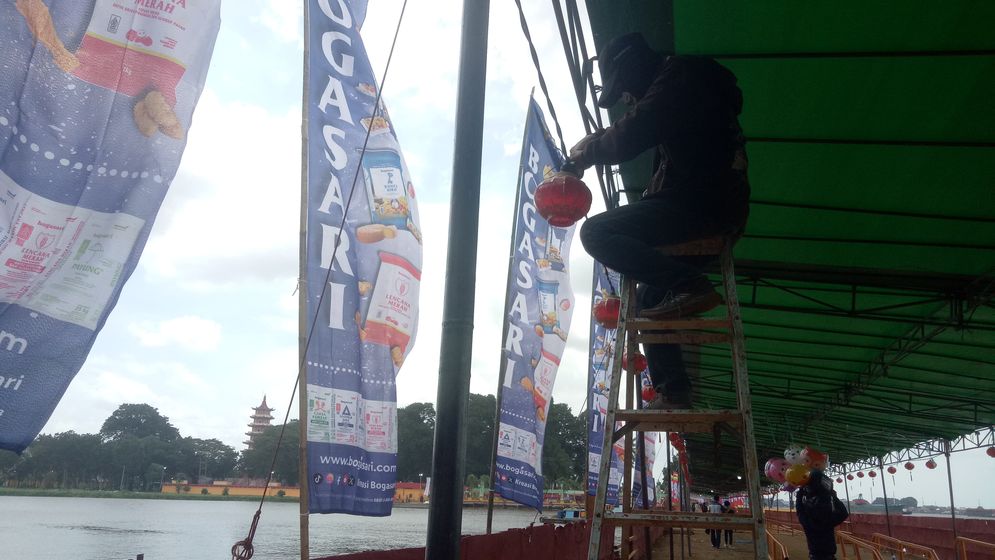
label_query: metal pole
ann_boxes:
[485,92,531,535]
[638,433,652,560]
[943,442,959,542]
[425,0,489,557]
[298,2,312,559]
[878,458,892,537]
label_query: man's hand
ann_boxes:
[568,130,603,162]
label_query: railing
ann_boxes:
[766,529,789,560]
[956,536,995,559]
[837,531,884,560]
[870,533,940,560]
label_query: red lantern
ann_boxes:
[623,352,648,372]
[987,447,995,458]
[641,386,656,401]
[846,474,854,481]
[534,173,592,227]
[856,471,864,478]
[926,459,937,470]
[868,470,877,478]
[887,466,897,475]
[836,477,843,484]
[592,296,621,329]
[904,462,914,471]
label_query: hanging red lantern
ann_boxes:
[887,466,897,475]
[904,462,914,471]
[668,432,681,444]
[641,385,656,402]
[623,352,648,372]
[856,471,864,478]
[846,474,854,480]
[987,447,995,458]
[836,477,843,484]
[926,459,937,470]
[868,470,877,478]
[592,295,621,329]
[534,173,592,227]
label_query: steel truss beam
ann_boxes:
[827,427,995,475]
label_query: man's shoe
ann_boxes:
[640,279,722,319]
[644,391,691,410]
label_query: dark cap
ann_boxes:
[597,32,658,108]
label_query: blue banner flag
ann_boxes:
[493,99,575,510]
[587,263,622,504]
[304,0,422,516]
[0,0,220,452]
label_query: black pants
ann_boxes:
[709,528,721,549]
[581,191,746,393]
[724,529,733,545]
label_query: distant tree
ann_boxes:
[900,496,918,507]
[464,394,497,478]
[466,473,480,490]
[240,421,299,484]
[175,437,238,481]
[396,403,435,482]
[100,404,180,442]
[542,402,586,484]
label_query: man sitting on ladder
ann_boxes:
[563,32,750,410]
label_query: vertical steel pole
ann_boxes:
[878,458,892,537]
[943,443,959,542]
[298,2,312,558]
[425,0,489,557]
[667,437,674,560]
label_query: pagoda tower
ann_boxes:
[244,395,275,449]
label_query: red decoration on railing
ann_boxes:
[592,295,621,329]
[622,352,648,373]
[904,462,914,470]
[887,466,897,474]
[534,173,592,227]
[846,474,854,480]
[987,447,995,458]
[926,459,937,470]
[836,477,843,484]
[868,470,877,478]
[856,471,864,478]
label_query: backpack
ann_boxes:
[830,494,849,527]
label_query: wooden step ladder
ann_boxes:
[587,236,767,560]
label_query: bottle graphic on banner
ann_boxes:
[362,149,411,229]
[537,278,559,334]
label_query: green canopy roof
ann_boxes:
[582,1,995,490]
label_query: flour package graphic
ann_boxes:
[493,99,576,510]
[304,0,422,516]
[0,0,220,452]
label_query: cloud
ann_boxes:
[253,0,304,45]
[128,315,223,352]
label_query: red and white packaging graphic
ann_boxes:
[363,251,420,355]
[71,0,221,104]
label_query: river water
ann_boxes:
[0,496,544,560]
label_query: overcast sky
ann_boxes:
[39,0,994,509]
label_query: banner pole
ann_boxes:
[298,1,311,558]
[426,0,490,556]
[484,91,532,535]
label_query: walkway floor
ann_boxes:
[649,527,811,559]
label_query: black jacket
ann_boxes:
[575,55,749,220]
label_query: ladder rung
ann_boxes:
[633,331,730,344]
[613,409,742,435]
[601,511,758,530]
[627,317,731,331]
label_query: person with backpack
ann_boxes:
[795,470,850,560]
[563,32,750,410]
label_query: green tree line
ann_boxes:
[1,395,588,491]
